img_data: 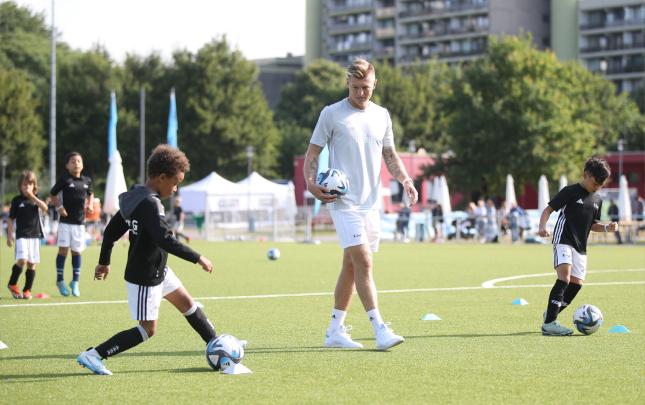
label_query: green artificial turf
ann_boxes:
[1,241,643,404]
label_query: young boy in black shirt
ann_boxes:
[7,171,48,299]
[76,145,219,375]
[50,152,94,297]
[537,157,617,336]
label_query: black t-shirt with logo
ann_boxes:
[549,183,602,254]
[9,194,44,239]
[50,173,93,225]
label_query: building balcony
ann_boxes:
[399,26,487,44]
[328,41,373,55]
[400,46,485,62]
[375,6,396,19]
[399,1,487,20]
[580,40,645,54]
[374,46,395,58]
[327,1,373,17]
[328,22,373,35]
[580,17,645,31]
[375,26,396,39]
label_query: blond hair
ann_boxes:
[18,170,39,194]
[346,58,375,80]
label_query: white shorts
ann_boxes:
[15,238,41,263]
[57,223,86,252]
[553,244,588,281]
[126,267,184,321]
[329,209,380,252]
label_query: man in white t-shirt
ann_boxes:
[303,58,418,350]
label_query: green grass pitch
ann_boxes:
[1,241,643,404]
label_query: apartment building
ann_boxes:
[306,0,550,66]
[578,0,645,93]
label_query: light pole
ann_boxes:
[1,155,8,208]
[49,0,57,188]
[246,146,254,232]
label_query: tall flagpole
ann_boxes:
[139,87,145,184]
[49,0,57,187]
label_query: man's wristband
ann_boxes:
[604,224,608,232]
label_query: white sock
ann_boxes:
[329,308,347,330]
[367,308,384,333]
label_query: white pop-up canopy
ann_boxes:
[179,171,297,240]
[179,171,246,213]
[236,171,296,216]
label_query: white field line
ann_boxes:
[1,268,643,310]
[480,268,645,288]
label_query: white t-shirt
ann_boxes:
[310,98,394,211]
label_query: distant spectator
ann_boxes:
[394,203,411,241]
[172,197,190,243]
[475,199,487,241]
[485,198,498,243]
[607,200,622,244]
[508,203,522,243]
[430,199,443,242]
[636,196,644,234]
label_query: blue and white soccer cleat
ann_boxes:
[77,349,112,375]
[56,280,69,297]
[69,281,80,297]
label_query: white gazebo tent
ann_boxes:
[236,172,297,239]
[179,171,296,240]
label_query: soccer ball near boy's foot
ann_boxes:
[573,304,603,335]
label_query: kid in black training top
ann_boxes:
[536,157,617,336]
[76,145,219,376]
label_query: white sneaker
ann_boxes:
[76,349,112,375]
[375,322,404,350]
[324,325,363,349]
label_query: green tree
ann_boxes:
[444,36,642,198]
[115,53,170,183]
[273,59,345,179]
[169,38,280,180]
[275,59,346,130]
[276,121,312,179]
[0,68,45,198]
[56,47,117,192]
[373,61,453,153]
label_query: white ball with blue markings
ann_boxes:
[267,248,281,260]
[317,168,349,197]
[573,304,603,335]
[206,334,244,371]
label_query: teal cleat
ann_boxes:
[541,320,573,336]
[69,281,80,297]
[77,349,112,375]
[56,280,69,297]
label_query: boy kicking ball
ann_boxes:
[537,157,617,336]
[77,145,218,375]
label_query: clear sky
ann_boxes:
[12,0,306,61]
